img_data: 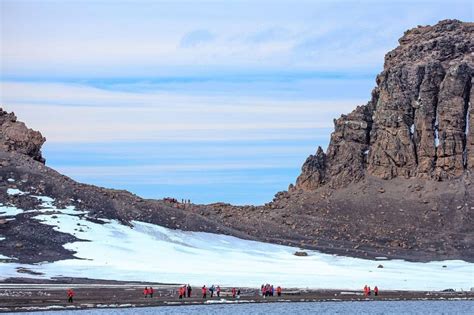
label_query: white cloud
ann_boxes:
[2,1,470,77]
[1,81,359,143]
[180,29,215,47]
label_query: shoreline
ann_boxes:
[1,280,473,313]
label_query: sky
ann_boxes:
[1,0,472,205]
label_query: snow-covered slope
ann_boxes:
[0,191,472,290]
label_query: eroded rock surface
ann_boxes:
[0,109,46,163]
[296,19,474,189]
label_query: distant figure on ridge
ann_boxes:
[232,287,237,298]
[202,285,207,298]
[143,287,149,298]
[187,284,192,297]
[374,286,379,296]
[149,286,154,298]
[216,285,221,297]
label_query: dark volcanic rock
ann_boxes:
[0,108,46,163]
[296,19,473,189]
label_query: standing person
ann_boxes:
[216,285,221,297]
[232,287,237,298]
[261,285,266,298]
[149,287,154,298]
[363,285,368,296]
[187,284,192,298]
[143,287,149,298]
[67,289,74,303]
[237,289,241,298]
[368,286,371,296]
[202,285,207,299]
[277,286,282,297]
[271,285,274,296]
[210,285,215,298]
[374,286,379,296]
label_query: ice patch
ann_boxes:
[410,124,415,135]
[364,150,369,155]
[0,237,5,241]
[7,179,15,183]
[466,103,470,136]
[6,189,27,196]
[0,204,23,217]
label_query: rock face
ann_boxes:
[296,20,473,190]
[0,108,46,163]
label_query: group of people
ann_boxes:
[363,285,379,296]
[198,285,242,299]
[178,284,193,298]
[143,286,155,298]
[261,284,282,297]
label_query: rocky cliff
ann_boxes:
[296,20,473,190]
[0,109,46,163]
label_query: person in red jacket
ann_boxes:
[374,286,379,296]
[363,285,368,296]
[67,289,75,303]
[216,285,221,297]
[143,287,149,298]
[202,285,207,299]
[276,286,282,297]
[149,287,154,298]
[232,287,237,298]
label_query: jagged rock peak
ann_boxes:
[0,108,46,163]
[296,20,473,191]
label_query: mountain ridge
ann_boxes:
[0,19,473,265]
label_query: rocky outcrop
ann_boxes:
[296,20,473,190]
[0,108,46,163]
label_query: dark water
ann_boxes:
[13,300,474,315]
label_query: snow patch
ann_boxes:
[466,102,470,136]
[7,179,15,183]
[0,204,23,217]
[6,189,27,196]
[410,124,415,135]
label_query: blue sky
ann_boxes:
[1,0,472,204]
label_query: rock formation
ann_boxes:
[1,20,473,265]
[0,109,46,163]
[296,19,473,190]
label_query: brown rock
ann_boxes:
[0,109,46,163]
[295,20,473,189]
